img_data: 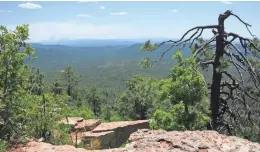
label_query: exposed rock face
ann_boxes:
[68,119,102,145]
[74,119,101,131]
[83,131,115,149]
[8,129,260,152]
[83,120,149,149]
[58,118,149,149]
[8,141,88,152]
[92,120,149,133]
[123,129,260,152]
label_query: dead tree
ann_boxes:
[142,10,260,136]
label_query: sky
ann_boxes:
[0,1,260,42]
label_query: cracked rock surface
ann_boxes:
[8,129,260,152]
[123,129,260,152]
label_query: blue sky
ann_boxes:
[0,1,260,42]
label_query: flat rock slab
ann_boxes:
[8,141,88,152]
[84,131,115,137]
[83,131,115,149]
[92,120,149,133]
[71,119,101,145]
[85,120,149,149]
[124,129,260,152]
[8,129,260,152]
[75,119,101,131]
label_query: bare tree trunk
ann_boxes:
[210,14,225,130]
[142,9,260,135]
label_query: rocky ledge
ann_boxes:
[9,128,260,152]
[125,129,260,152]
[58,117,150,149]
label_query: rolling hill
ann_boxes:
[28,42,192,90]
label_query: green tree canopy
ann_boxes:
[150,51,209,130]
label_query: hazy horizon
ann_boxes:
[1,1,259,43]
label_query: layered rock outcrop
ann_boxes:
[9,128,260,152]
[59,117,149,149]
[84,120,149,149]
[124,129,260,152]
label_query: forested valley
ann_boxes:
[1,10,260,151]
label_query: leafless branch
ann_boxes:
[222,71,241,83]
[193,34,218,57]
[230,12,255,37]
[156,25,218,48]
[143,10,260,136]
[189,29,204,48]
[200,60,214,66]
[224,47,245,86]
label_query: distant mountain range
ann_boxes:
[27,39,244,90]
[31,38,177,47]
[27,42,188,90]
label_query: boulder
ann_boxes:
[70,119,101,145]
[123,129,260,152]
[86,120,149,149]
[92,120,149,133]
[75,119,101,131]
[83,131,115,149]
[8,129,260,152]
[8,141,88,152]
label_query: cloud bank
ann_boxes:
[76,14,93,18]
[221,1,232,4]
[110,12,128,16]
[7,21,211,42]
[18,2,42,9]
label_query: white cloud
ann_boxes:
[7,22,165,42]
[13,22,199,42]
[172,9,178,13]
[10,20,253,42]
[100,6,105,9]
[18,2,42,9]
[77,0,98,3]
[8,22,117,42]
[76,14,93,18]
[110,12,128,16]
[7,10,12,13]
[221,1,232,4]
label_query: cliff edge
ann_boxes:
[9,128,260,152]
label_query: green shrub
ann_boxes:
[0,139,7,152]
